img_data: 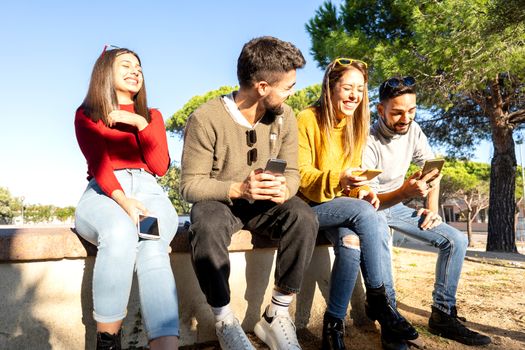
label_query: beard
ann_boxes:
[262,96,285,115]
[388,120,412,135]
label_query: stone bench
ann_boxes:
[0,226,370,349]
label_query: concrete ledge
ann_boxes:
[0,227,96,261]
[0,226,364,349]
[0,226,311,262]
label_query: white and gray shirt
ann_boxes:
[362,119,434,194]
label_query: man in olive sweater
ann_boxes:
[181,36,318,350]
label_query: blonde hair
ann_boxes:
[315,59,370,164]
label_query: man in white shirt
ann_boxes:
[362,76,491,348]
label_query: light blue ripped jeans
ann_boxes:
[311,197,384,320]
[75,169,179,339]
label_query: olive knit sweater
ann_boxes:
[180,96,300,204]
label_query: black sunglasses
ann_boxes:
[384,76,416,88]
[246,129,257,147]
[246,130,257,165]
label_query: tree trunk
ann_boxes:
[486,88,518,252]
[466,211,474,247]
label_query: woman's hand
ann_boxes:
[340,167,369,190]
[111,190,148,224]
[357,189,380,209]
[108,110,148,131]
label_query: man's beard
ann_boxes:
[388,120,412,135]
[263,97,285,115]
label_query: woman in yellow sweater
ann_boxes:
[297,58,417,350]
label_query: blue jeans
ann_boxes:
[378,203,468,314]
[311,197,383,319]
[75,169,179,339]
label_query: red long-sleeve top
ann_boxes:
[75,104,170,196]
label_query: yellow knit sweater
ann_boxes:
[297,106,368,203]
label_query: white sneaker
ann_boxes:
[215,314,255,350]
[254,309,301,350]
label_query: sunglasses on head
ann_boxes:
[246,129,257,165]
[101,44,121,57]
[384,76,416,88]
[334,57,368,69]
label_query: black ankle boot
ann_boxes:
[96,329,122,350]
[322,313,346,350]
[365,286,418,341]
[428,306,491,346]
[380,328,408,350]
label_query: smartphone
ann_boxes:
[137,214,160,240]
[421,158,445,181]
[264,158,287,175]
[351,169,383,180]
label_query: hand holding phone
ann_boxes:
[250,159,287,203]
[137,214,160,240]
[420,158,445,182]
[264,158,287,175]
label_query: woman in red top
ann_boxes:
[75,47,179,350]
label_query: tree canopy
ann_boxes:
[166,86,237,137]
[158,162,192,215]
[0,187,21,225]
[0,187,76,225]
[307,0,525,156]
[166,85,322,136]
[439,159,491,245]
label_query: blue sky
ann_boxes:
[0,0,493,207]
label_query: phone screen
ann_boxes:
[138,215,160,239]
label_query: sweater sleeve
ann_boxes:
[74,109,122,196]
[297,110,342,203]
[180,113,234,204]
[137,109,170,176]
[276,109,300,197]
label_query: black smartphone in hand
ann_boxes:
[264,159,287,175]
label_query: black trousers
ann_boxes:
[189,196,319,307]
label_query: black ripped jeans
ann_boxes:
[189,196,319,307]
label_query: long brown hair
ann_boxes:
[80,48,150,125]
[315,59,370,164]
